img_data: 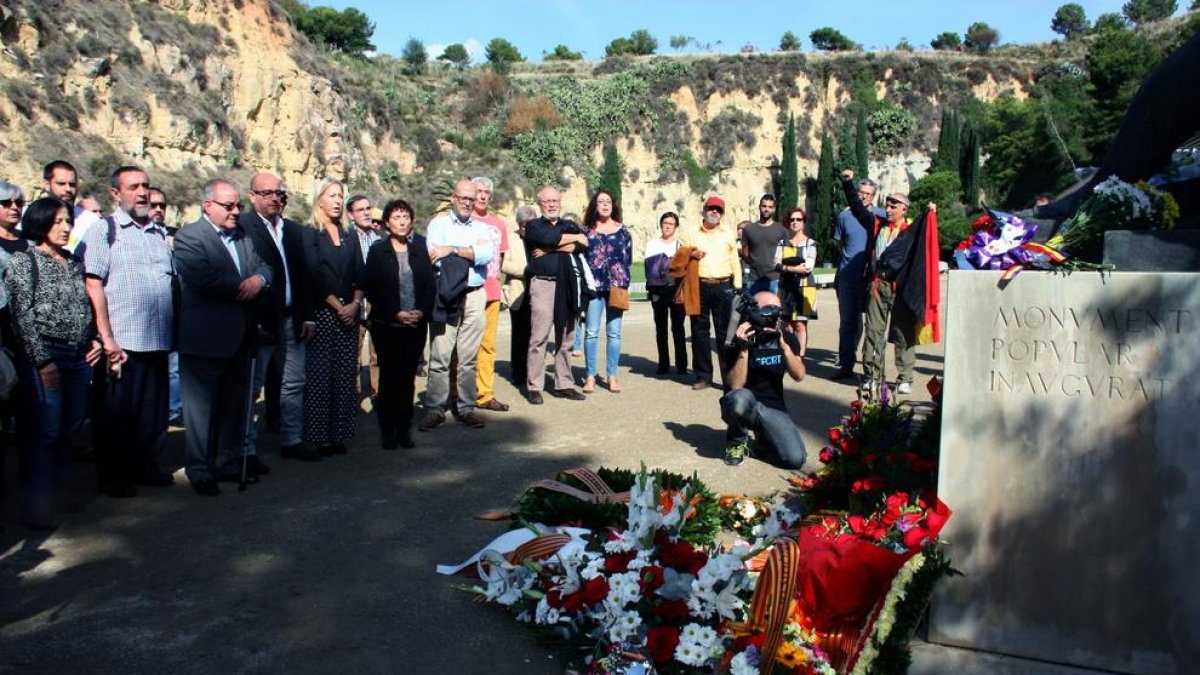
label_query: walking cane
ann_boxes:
[238,352,257,492]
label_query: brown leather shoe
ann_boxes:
[456,411,486,428]
[525,391,544,405]
[477,398,510,412]
[551,388,586,401]
[417,412,445,432]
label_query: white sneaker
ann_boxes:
[860,379,875,399]
[896,381,913,395]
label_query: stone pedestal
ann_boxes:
[931,270,1200,675]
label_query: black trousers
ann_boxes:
[690,282,733,386]
[92,350,170,489]
[648,284,687,372]
[509,294,531,386]
[371,322,426,437]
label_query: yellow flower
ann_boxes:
[775,641,809,668]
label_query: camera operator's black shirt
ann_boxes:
[735,330,801,412]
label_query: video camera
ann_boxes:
[734,294,782,348]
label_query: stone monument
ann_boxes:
[931,270,1200,674]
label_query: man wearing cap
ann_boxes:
[347,195,381,401]
[841,170,918,395]
[678,196,742,390]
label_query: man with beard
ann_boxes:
[679,196,742,391]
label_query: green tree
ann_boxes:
[1122,0,1177,24]
[401,38,427,75]
[1094,12,1129,32]
[931,31,962,50]
[932,110,961,172]
[295,6,376,55]
[960,119,981,207]
[1084,24,1161,159]
[895,38,915,52]
[605,37,636,57]
[629,29,658,55]
[778,114,799,212]
[855,108,870,180]
[1052,3,1090,39]
[485,37,524,74]
[670,35,693,52]
[780,31,802,52]
[867,106,918,156]
[964,22,1000,53]
[910,171,963,212]
[596,143,623,211]
[977,96,1074,209]
[811,134,836,254]
[439,43,470,68]
[810,27,855,51]
[545,44,582,61]
[836,117,857,186]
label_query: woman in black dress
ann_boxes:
[303,178,364,454]
[362,200,434,449]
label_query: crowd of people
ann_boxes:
[0,160,927,529]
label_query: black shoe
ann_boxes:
[281,443,321,461]
[381,428,398,450]
[551,388,586,401]
[105,484,138,499]
[138,473,174,487]
[217,472,259,485]
[525,391,544,405]
[191,480,219,496]
[398,431,415,448]
[830,369,855,381]
[656,364,669,375]
[331,442,348,455]
[317,443,335,456]
[247,456,271,476]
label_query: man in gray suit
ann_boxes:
[175,179,272,496]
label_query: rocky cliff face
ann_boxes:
[0,0,1028,250]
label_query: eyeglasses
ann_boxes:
[0,198,25,208]
[705,206,723,212]
[885,201,906,209]
[149,202,167,209]
[789,217,806,222]
[252,189,287,199]
[209,200,241,211]
[857,191,875,198]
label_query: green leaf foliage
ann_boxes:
[964,22,1000,53]
[1094,12,1129,32]
[485,37,524,74]
[294,6,375,55]
[855,108,870,180]
[930,31,962,51]
[1052,3,1090,39]
[778,114,799,212]
[780,31,802,52]
[866,105,918,157]
[545,44,582,61]
[439,43,470,68]
[810,27,855,51]
[811,134,836,255]
[1122,0,1177,24]
[597,143,623,211]
[401,38,427,75]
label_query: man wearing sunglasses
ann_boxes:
[678,196,742,391]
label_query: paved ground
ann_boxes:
[1,287,946,674]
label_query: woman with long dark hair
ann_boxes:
[644,211,687,376]
[581,190,632,394]
[303,178,364,455]
[362,200,434,449]
[4,198,102,528]
[779,207,818,355]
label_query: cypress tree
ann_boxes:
[836,117,857,190]
[933,110,962,173]
[812,133,835,253]
[960,119,980,207]
[778,114,799,212]
[855,107,870,179]
[597,142,623,211]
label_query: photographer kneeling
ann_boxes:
[720,291,807,467]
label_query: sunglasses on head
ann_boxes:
[0,198,24,208]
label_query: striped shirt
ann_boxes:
[81,208,175,352]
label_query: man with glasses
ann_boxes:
[831,174,884,380]
[347,195,381,402]
[82,166,176,498]
[240,173,319,464]
[522,186,588,404]
[418,179,494,430]
[679,196,742,391]
[468,176,511,413]
[741,193,787,295]
[175,179,272,496]
[840,169,918,395]
[146,187,184,427]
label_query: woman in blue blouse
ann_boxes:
[581,190,632,394]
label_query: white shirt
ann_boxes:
[259,213,291,307]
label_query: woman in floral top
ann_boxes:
[582,190,632,393]
[4,198,102,529]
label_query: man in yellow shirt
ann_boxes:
[679,196,742,390]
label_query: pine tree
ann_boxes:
[855,108,870,180]
[812,134,835,254]
[778,114,799,212]
[597,143,623,211]
[960,119,981,207]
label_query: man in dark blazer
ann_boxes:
[239,172,320,464]
[175,179,273,496]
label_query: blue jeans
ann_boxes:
[17,341,91,516]
[720,388,807,468]
[835,272,866,371]
[585,293,624,378]
[168,351,182,419]
[747,277,779,295]
[571,316,584,352]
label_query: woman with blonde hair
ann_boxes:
[302,178,364,455]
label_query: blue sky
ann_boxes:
[316,0,1163,62]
